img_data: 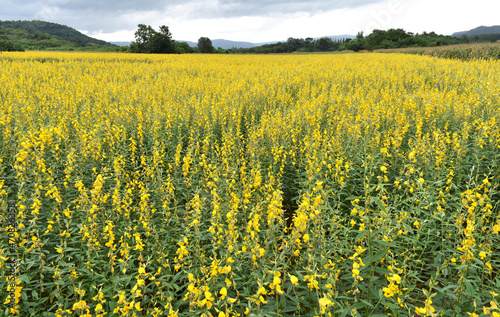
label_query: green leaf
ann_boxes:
[281,305,299,313]
[366,248,388,265]
[371,197,387,214]
[355,230,369,242]
[17,274,31,283]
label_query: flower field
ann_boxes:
[1,51,499,316]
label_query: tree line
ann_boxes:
[2,22,499,53]
[342,29,500,52]
[129,24,221,54]
[128,25,352,54]
[129,24,500,55]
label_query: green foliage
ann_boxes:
[198,37,214,53]
[130,24,175,54]
[174,41,196,54]
[461,33,500,43]
[1,51,499,317]
[345,38,365,52]
[314,37,340,51]
[0,39,24,51]
[0,20,115,47]
[234,28,498,54]
[353,29,464,51]
[0,20,119,51]
[233,37,347,54]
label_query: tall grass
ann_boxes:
[376,42,500,61]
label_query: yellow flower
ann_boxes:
[219,312,226,317]
[273,275,281,285]
[390,274,401,284]
[352,268,360,277]
[355,246,366,254]
[257,286,267,295]
[135,302,143,311]
[383,287,395,297]
[138,267,146,274]
[303,234,310,243]
[290,275,299,285]
[276,284,284,294]
[205,291,214,301]
[72,300,88,310]
[95,303,103,312]
[415,307,427,315]
[259,295,267,304]
[319,297,333,307]
[220,287,227,300]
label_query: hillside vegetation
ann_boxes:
[453,25,500,37]
[0,20,117,51]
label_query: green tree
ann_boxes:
[345,38,365,52]
[198,37,214,53]
[287,37,304,52]
[315,37,335,51]
[131,24,175,53]
[174,41,195,54]
[0,39,24,51]
[149,26,175,53]
[305,37,314,51]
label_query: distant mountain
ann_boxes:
[319,34,356,41]
[111,41,132,47]
[116,39,268,50]
[176,39,257,49]
[212,39,257,49]
[177,40,197,48]
[176,35,355,50]
[0,20,116,47]
[453,25,500,37]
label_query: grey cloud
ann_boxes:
[217,0,380,17]
[1,0,385,34]
[55,0,169,12]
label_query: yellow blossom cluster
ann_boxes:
[0,51,499,316]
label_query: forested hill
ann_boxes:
[0,20,116,49]
[453,25,500,37]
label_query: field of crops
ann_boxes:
[375,42,500,61]
[1,51,499,316]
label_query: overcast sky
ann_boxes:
[0,0,498,43]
